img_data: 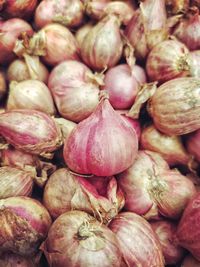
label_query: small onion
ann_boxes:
[117,150,196,219]
[34,0,84,29]
[7,80,55,115]
[0,71,6,100]
[0,196,52,256]
[148,77,200,135]
[43,168,124,221]
[0,109,62,156]
[81,15,123,70]
[141,124,190,166]
[7,56,49,83]
[0,18,33,65]
[146,39,190,83]
[182,254,200,267]
[64,99,138,176]
[0,252,36,267]
[0,166,33,198]
[102,64,146,109]
[75,23,94,47]
[150,220,185,265]
[186,129,200,163]
[48,60,100,122]
[109,212,165,266]
[42,210,123,267]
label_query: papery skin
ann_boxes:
[148,77,200,135]
[0,109,62,155]
[64,99,138,176]
[81,15,123,70]
[34,0,84,29]
[0,196,52,256]
[41,210,122,267]
[48,60,100,122]
[109,212,165,267]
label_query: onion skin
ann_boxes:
[7,58,49,83]
[188,50,200,78]
[176,193,200,261]
[150,220,185,265]
[0,166,33,198]
[0,18,33,65]
[146,40,190,83]
[109,212,165,267]
[0,253,36,267]
[43,168,124,222]
[34,0,84,29]
[7,80,55,115]
[148,77,200,135]
[0,109,62,156]
[54,118,76,142]
[48,60,100,122]
[120,114,141,139]
[141,124,190,166]
[117,150,196,219]
[42,210,122,267]
[81,15,123,70]
[186,129,200,163]
[0,71,6,100]
[75,23,93,47]
[64,99,138,176]
[182,254,200,267]
[0,196,52,256]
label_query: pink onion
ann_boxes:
[34,0,84,29]
[109,212,165,266]
[0,166,33,198]
[150,220,185,265]
[81,15,123,70]
[7,56,49,83]
[7,80,55,115]
[75,23,94,47]
[141,124,190,166]
[125,0,167,60]
[48,60,100,122]
[146,39,190,83]
[186,129,200,163]
[43,168,124,222]
[42,210,122,267]
[0,18,33,65]
[0,196,51,256]
[182,254,200,267]
[64,99,138,176]
[0,253,36,267]
[0,70,6,100]
[174,8,200,51]
[117,150,196,219]
[0,109,62,156]
[102,64,146,109]
[0,0,38,19]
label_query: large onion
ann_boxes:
[109,212,165,266]
[48,60,100,122]
[117,150,196,219]
[0,196,51,256]
[43,168,124,222]
[81,15,123,70]
[64,99,138,176]
[42,210,122,267]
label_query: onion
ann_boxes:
[0,0,38,19]
[85,0,109,20]
[0,18,33,65]
[48,60,100,122]
[186,129,200,163]
[64,99,138,176]
[0,196,51,256]
[109,212,165,266]
[174,8,200,51]
[147,77,200,135]
[7,56,49,83]
[141,124,190,166]
[165,0,189,14]
[146,39,190,83]
[0,70,6,100]
[0,109,62,156]
[53,118,76,142]
[125,0,167,60]
[102,64,146,109]
[117,150,196,219]
[34,0,84,29]
[7,80,55,115]
[0,166,33,198]
[75,23,94,47]
[42,210,122,267]
[182,254,200,267]
[150,220,185,265]
[0,252,36,267]
[43,168,124,222]
[81,15,123,70]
